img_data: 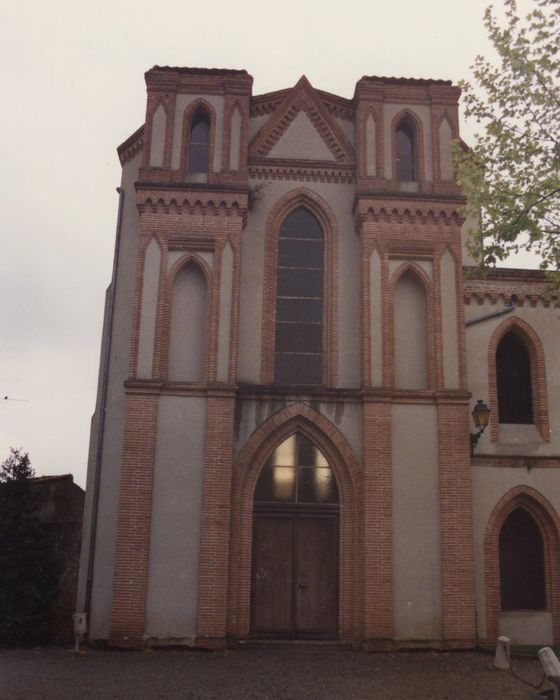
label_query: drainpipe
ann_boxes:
[465,301,515,327]
[84,186,125,616]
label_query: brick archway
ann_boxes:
[226,402,362,644]
[483,486,560,643]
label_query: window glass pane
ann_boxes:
[188,144,209,173]
[278,239,323,268]
[280,208,323,239]
[497,332,533,424]
[275,207,324,386]
[254,466,296,502]
[254,434,338,505]
[295,435,329,467]
[297,467,338,504]
[187,118,209,173]
[276,323,322,354]
[276,298,323,323]
[268,435,297,466]
[396,126,415,181]
[277,268,323,298]
[274,352,323,385]
[499,508,545,609]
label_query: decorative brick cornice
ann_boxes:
[463,267,558,307]
[355,197,463,225]
[354,76,460,107]
[118,126,144,165]
[248,160,355,183]
[136,187,249,215]
[250,87,354,121]
[249,76,355,163]
[472,455,560,468]
[145,66,253,96]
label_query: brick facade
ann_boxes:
[80,66,560,651]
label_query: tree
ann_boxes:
[455,0,560,278]
[0,449,59,645]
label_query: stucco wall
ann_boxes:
[392,403,442,640]
[144,396,206,641]
[137,238,161,379]
[77,151,142,640]
[393,271,428,390]
[268,112,335,161]
[168,263,207,382]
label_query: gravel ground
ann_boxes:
[0,647,551,699]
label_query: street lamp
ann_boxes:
[470,399,490,456]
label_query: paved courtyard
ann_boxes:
[0,646,551,699]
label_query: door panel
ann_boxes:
[251,516,293,635]
[251,512,338,638]
[295,516,338,636]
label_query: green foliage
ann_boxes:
[454,0,560,280]
[0,449,59,645]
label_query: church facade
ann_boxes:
[77,66,560,650]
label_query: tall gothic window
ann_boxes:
[274,207,324,385]
[187,112,210,174]
[499,508,546,610]
[496,331,533,423]
[396,120,415,181]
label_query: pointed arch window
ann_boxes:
[499,508,545,610]
[254,433,338,504]
[187,111,210,174]
[396,120,416,181]
[496,331,533,424]
[274,207,324,385]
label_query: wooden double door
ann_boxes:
[250,507,339,639]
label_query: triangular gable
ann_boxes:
[249,76,355,163]
[268,111,335,161]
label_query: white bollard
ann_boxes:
[538,648,560,700]
[73,612,87,652]
[494,635,511,670]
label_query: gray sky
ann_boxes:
[1,0,537,487]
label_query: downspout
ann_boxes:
[465,301,515,327]
[84,186,125,616]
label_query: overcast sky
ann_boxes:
[1,0,538,487]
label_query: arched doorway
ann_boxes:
[250,432,339,639]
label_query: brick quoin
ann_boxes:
[110,393,159,648]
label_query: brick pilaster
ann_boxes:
[363,396,393,645]
[110,392,159,648]
[437,395,476,646]
[196,388,236,648]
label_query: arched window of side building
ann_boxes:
[274,207,324,385]
[499,507,546,610]
[496,330,533,424]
